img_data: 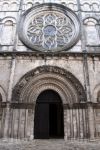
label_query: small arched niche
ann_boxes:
[84,18,100,45]
[1,19,16,45]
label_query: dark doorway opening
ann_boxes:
[34,90,64,139]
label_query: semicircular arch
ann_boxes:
[12,66,86,104]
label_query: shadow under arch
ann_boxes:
[34,89,64,139]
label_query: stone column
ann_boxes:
[28,104,35,140]
[64,105,68,140]
[24,109,28,139]
[32,109,35,139]
[17,109,21,139]
[3,103,10,138]
[88,102,95,140]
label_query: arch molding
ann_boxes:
[12,66,86,104]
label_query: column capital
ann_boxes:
[87,102,94,107]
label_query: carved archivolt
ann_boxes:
[12,66,86,104]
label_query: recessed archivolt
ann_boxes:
[12,66,86,104]
[30,84,68,104]
[26,82,72,104]
[20,74,78,104]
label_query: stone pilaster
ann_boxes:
[4,58,16,138]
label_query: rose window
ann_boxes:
[19,3,80,52]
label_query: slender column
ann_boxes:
[24,109,28,138]
[64,105,68,140]
[18,109,22,139]
[11,109,14,138]
[88,102,95,140]
[3,103,10,138]
[32,108,35,139]
[0,108,5,138]
[17,109,21,139]
[28,106,35,140]
[28,109,34,140]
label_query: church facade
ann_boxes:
[0,0,100,141]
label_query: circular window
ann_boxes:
[18,3,80,52]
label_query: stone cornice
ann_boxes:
[0,51,99,58]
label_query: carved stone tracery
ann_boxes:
[27,12,74,50]
[18,3,80,52]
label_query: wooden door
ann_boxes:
[34,103,49,139]
[34,90,64,139]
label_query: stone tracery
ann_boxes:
[27,12,74,50]
[18,3,80,52]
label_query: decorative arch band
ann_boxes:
[12,66,87,104]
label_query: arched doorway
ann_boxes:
[34,90,64,139]
[12,66,87,140]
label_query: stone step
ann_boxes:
[0,139,100,150]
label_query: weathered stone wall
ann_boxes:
[13,56,84,87]
[0,54,99,140]
[0,55,99,103]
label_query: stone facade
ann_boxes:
[0,0,99,144]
